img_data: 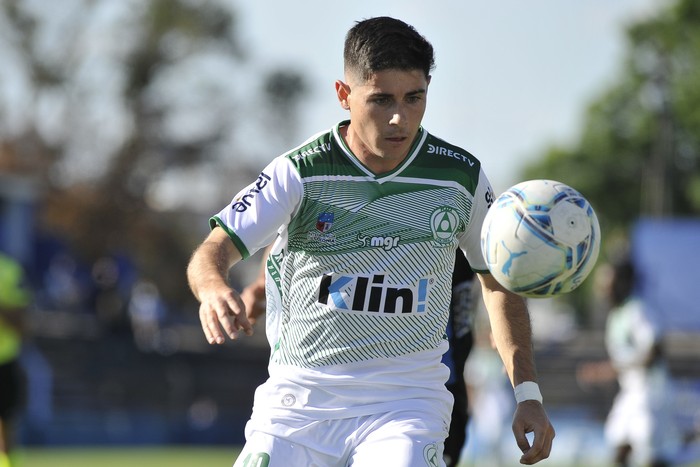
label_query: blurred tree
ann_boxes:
[0,0,308,311]
[523,0,700,231]
[520,0,700,321]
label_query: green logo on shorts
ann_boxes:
[241,452,270,467]
[423,442,440,467]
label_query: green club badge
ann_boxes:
[430,206,459,245]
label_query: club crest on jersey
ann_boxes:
[307,212,336,243]
[317,273,432,314]
[315,212,334,232]
[430,206,460,245]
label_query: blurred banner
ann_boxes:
[633,217,700,332]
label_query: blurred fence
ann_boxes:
[19,310,269,446]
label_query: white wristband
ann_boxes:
[514,381,543,404]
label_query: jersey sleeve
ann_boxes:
[459,168,495,273]
[210,156,302,259]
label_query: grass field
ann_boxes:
[13,446,700,467]
[14,446,242,467]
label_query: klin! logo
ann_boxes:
[318,273,430,314]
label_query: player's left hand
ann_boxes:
[240,280,266,326]
[512,400,555,464]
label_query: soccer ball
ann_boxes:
[480,179,601,298]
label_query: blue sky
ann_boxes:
[238,0,663,193]
[0,1,666,209]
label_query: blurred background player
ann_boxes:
[241,248,478,467]
[579,256,680,467]
[0,252,31,467]
[602,257,680,467]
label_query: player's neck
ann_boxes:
[339,124,409,175]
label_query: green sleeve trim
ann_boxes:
[473,267,491,275]
[209,216,251,260]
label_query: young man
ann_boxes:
[187,16,554,466]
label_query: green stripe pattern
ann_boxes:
[270,126,482,368]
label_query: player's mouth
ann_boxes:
[386,136,408,144]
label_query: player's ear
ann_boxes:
[335,80,350,110]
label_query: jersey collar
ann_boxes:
[332,120,427,184]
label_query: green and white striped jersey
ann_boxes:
[212,120,494,371]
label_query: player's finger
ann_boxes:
[541,429,554,460]
[520,440,552,465]
[213,301,240,340]
[519,436,541,465]
[246,298,266,324]
[216,292,253,339]
[220,293,253,338]
[519,424,555,464]
[199,303,225,344]
[513,427,531,456]
[237,312,254,336]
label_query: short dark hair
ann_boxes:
[344,17,435,81]
[609,258,636,306]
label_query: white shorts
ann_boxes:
[605,385,681,463]
[233,409,447,467]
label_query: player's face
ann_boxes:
[336,69,430,173]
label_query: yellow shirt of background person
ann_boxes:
[0,253,31,365]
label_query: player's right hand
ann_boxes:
[197,284,253,344]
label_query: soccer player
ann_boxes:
[187,16,554,466]
[0,253,31,467]
[582,258,680,467]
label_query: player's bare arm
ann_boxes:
[478,272,536,384]
[477,272,555,464]
[187,227,253,344]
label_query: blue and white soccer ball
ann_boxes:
[480,179,601,298]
